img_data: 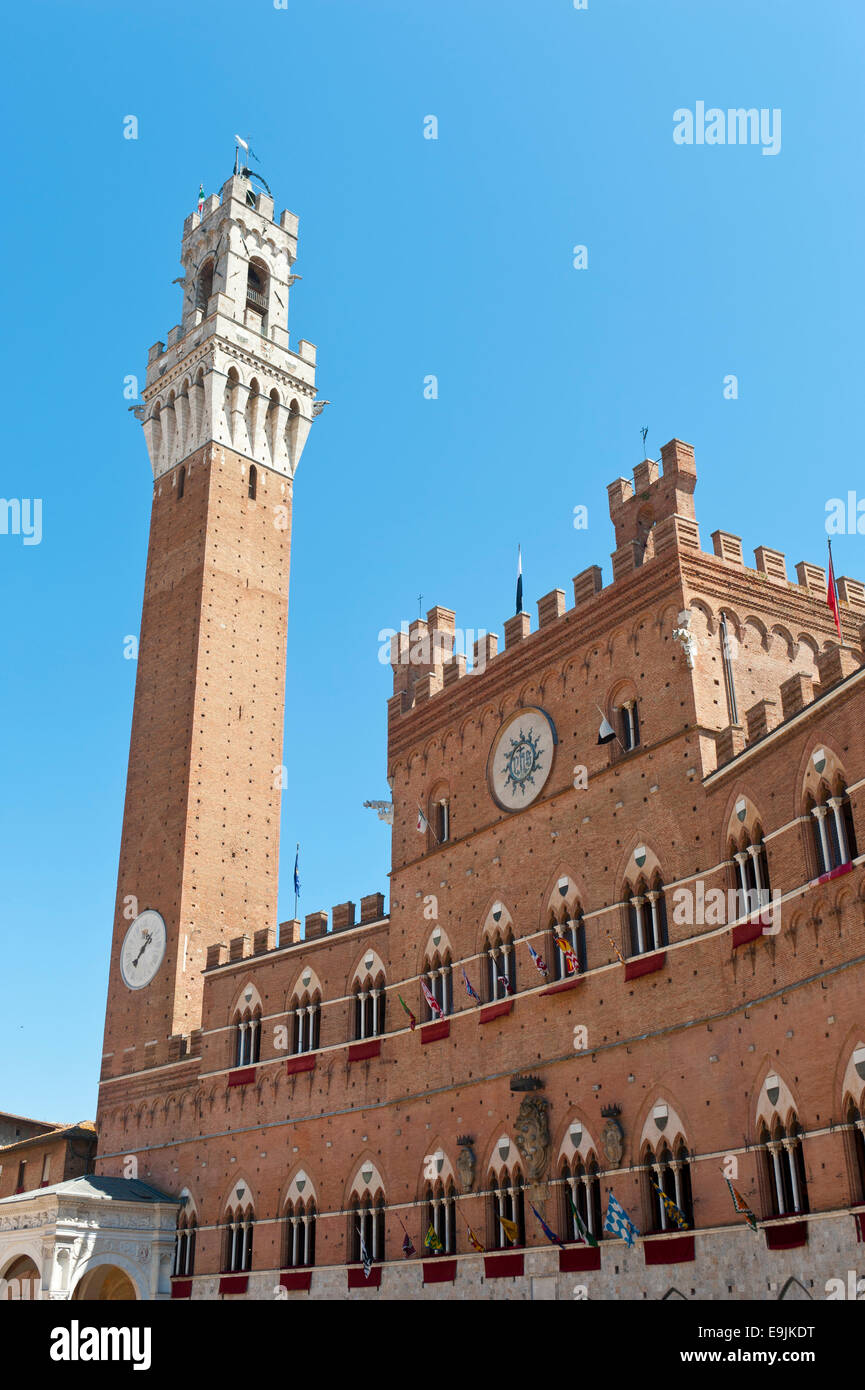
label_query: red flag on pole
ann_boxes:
[827,541,843,643]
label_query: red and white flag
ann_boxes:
[827,543,843,642]
[420,977,444,1019]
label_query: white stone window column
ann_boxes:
[671,1161,684,1214]
[734,851,750,909]
[783,1139,802,1214]
[371,988,380,1036]
[812,805,832,873]
[433,1196,442,1244]
[305,1005,314,1050]
[241,1220,251,1271]
[229,1220,239,1271]
[237,1021,248,1067]
[370,1206,379,1261]
[249,1017,259,1063]
[632,896,646,954]
[767,1142,785,1212]
[440,799,450,843]
[622,699,636,749]
[501,943,512,991]
[489,948,499,1001]
[358,990,368,1040]
[302,1215,311,1266]
[185,1228,194,1276]
[445,1196,454,1253]
[747,844,767,907]
[646,891,662,950]
[495,1187,504,1247]
[827,796,851,865]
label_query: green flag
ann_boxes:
[568,1190,598,1248]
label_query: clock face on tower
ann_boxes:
[119,909,167,990]
[487,707,558,811]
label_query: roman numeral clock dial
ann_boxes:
[119,909,167,990]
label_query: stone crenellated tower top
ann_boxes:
[139,171,319,481]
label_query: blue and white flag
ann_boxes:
[293,845,301,898]
[604,1191,640,1247]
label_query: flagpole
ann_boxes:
[294,841,299,919]
[594,701,627,754]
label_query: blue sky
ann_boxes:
[2,0,863,1121]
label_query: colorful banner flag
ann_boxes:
[530,1202,564,1249]
[498,974,513,996]
[466,1223,485,1252]
[650,1178,689,1230]
[567,1190,598,1248]
[527,941,548,977]
[462,968,481,1004]
[420,977,444,1019]
[417,805,429,833]
[397,1213,416,1257]
[424,1223,444,1253]
[293,845,301,898]
[827,540,843,642]
[604,1192,640,1247]
[499,1215,519,1245]
[397,994,416,1031]
[358,1226,372,1277]
[197,183,204,214]
[554,934,580,975]
[725,1177,759,1233]
[607,934,625,966]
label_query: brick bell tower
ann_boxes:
[99,170,318,1080]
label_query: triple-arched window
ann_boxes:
[350,1191,386,1264]
[234,1006,261,1068]
[758,1116,809,1217]
[845,1099,865,1203]
[353,972,386,1040]
[559,1154,602,1241]
[424,1179,457,1254]
[549,905,587,978]
[483,928,517,1001]
[625,876,668,956]
[642,1140,694,1232]
[222,1203,255,1273]
[421,952,452,1019]
[806,780,857,876]
[290,992,321,1053]
[729,824,771,911]
[173,1212,197,1277]
[283,1198,316,1268]
[487,1166,525,1249]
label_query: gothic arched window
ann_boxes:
[222,1204,254,1273]
[424,1178,457,1254]
[233,1006,261,1067]
[486,1166,525,1249]
[760,1116,809,1217]
[283,1198,316,1268]
[483,928,516,1002]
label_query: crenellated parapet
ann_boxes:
[388,437,865,726]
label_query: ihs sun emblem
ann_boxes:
[502,727,543,797]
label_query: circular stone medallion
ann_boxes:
[487,707,557,812]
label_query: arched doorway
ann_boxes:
[2,1254,40,1299]
[72,1264,139,1301]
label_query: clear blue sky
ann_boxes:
[2,0,863,1122]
